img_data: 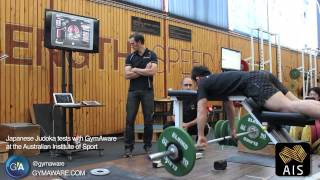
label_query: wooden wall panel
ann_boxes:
[166,21,221,90]
[0,0,319,136]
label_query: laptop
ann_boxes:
[53,93,81,107]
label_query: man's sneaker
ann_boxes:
[144,146,152,154]
[123,148,133,158]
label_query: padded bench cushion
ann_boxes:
[168,90,197,100]
[259,111,315,126]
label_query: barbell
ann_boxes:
[149,130,252,160]
[148,115,270,176]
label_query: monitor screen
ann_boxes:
[221,48,241,71]
[44,9,99,53]
[55,94,73,103]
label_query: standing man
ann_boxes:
[124,33,158,157]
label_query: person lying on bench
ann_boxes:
[165,77,209,138]
[191,65,320,148]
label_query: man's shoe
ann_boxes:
[144,146,152,154]
[123,148,133,158]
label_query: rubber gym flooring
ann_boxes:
[0,139,318,180]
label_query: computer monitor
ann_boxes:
[221,47,241,71]
[44,9,99,53]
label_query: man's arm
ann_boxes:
[197,98,208,137]
[125,66,140,80]
[184,118,197,128]
[132,63,157,76]
[224,100,236,136]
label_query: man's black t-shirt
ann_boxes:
[197,71,249,101]
[125,48,157,91]
[183,97,197,123]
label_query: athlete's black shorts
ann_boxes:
[243,71,288,107]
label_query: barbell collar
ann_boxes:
[149,144,177,161]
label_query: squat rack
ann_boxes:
[244,28,282,81]
[299,48,319,98]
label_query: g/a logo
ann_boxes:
[5,155,30,179]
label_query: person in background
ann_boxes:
[164,77,209,138]
[307,87,320,101]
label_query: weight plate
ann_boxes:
[158,127,196,176]
[225,120,231,145]
[315,120,320,141]
[220,120,229,145]
[311,125,317,144]
[289,81,297,92]
[316,145,320,155]
[233,119,239,146]
[301,125,311,144]
[289,126,304,140]
[314,146,320,155]
[312,138,320,151]
[216,120,225,141]
[90,168,111,176]
[226,123,230,136]
[222,120,229,137]
[233,102,242,108]
[214,120,224,139]
[237,114,270,150]
[241,60,249,71]
[290,68,300,79]
[225,122,238,146]
[226,123,232,146]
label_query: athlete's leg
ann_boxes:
[264,92,320,118]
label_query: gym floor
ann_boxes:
[1,139,318,180]
[0,139,157,180]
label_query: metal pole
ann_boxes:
[268,34,272,73]
[306,73,310,94]
[172,97,183,128]
[302,51,305,98]
[309,53,313,87]
[61,51,66,139]
[68,51,74,141]
[251,35,255,71]
[276,35,282,82]
[207,131,251,144]
[61,51,66,92]
[314,54,317,86]
[259,30,265,70]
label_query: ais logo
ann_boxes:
[5,155,30,179]
[276,143,310,176]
